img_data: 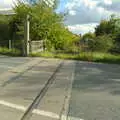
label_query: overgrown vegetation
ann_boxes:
[0,47,21,56]
[0,0,120,64]
[81,15,120,53]
[0,0,79,54]
[0,0,78,51]
[30,51,120,64]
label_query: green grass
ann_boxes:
[30,51,120,64]
[0,47,21,56]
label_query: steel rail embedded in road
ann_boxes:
[20,61,64,120]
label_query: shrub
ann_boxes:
[88,35,114,52]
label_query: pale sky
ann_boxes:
[0,0,120,34]
[64,0,120,34]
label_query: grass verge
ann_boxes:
[30,51,120,64]
[0,47,21,56]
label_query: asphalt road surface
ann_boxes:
[68,61,120,120]
[0,56,31,74]
[0,56,75,120]
[0,56,120,120]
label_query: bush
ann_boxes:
[89,35,114,52]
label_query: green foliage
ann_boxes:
[10,1,76,51]
[30,51,120,64]
[80,33,114,53]
[0,47,21,56]
[89,35,114,52]
[1,1,120,61]
[80,32,95,51]
[95,15,118,36]
[0,0,80,55]
[94,15,120,53]
[82,32,95,40]
[79,15,119,53]
[95,20,114,36]
[0,15,11,47]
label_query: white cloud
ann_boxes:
[66,0,98,10]
[67,23,98,35]
[103,0,112,5]
[0,0,17,10]
[0,0,120,34]
[83,0,98,9]
[64,0,120,34]
[69,10,76,16]
[65,0,117,25]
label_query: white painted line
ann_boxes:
[67,116,84,120]
[33,109,59,119]
[0,100,59,119]
[0,100,26,111]
[0,100,84,120]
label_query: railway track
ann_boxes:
[20,61,64,120]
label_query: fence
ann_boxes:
[0,39,44,55]
[30,40,44,53]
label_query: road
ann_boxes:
[0,56,31,74]
[68,61,120,120]
[0,56,120,120]
[0,56,75,120]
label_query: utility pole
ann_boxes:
[24,14,30,56]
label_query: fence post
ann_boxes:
[24,14,30,56]
[9,40,12,49]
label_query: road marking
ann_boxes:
[0,100,84,120]
[0,100,26,111]
[67,116,84,120]
[0,100,59,119]
[33,109,59,119]
[0,65,13,69]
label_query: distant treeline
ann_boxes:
[80,15,120,53]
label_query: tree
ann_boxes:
[80,32,95,51]
[95,15,120,36]
[82,32,95,41]
[94,15,120,53]
[9,0,75,51]
[0,15,11,47]
[95,20,114,36]
[90,35,114,52]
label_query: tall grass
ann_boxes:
[30,51,120,64]
[0,47,21,56]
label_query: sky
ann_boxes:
[60,0,120,34]
[0,0,120,34]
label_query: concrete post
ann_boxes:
[9,40,12,49]
[24,14,30,56]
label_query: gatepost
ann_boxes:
[23,14,30,56]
